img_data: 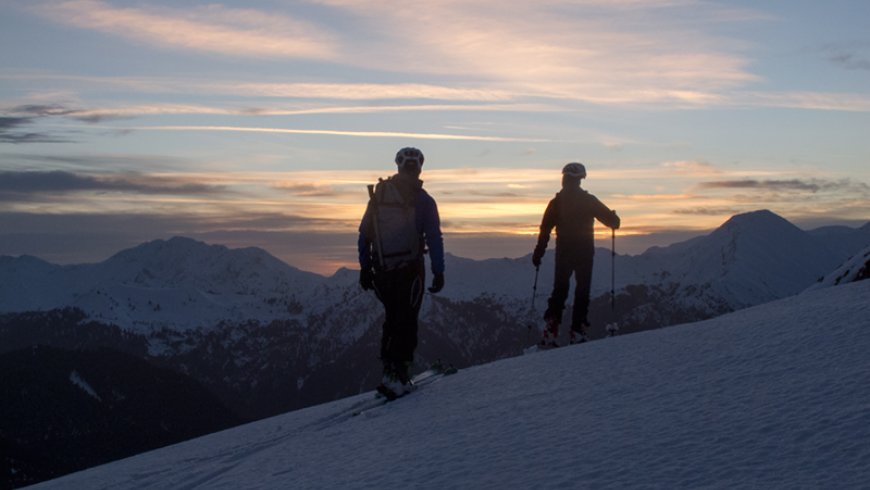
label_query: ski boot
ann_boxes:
[570,323,589,345]
[539,317,560,349]
[377,361,414,400]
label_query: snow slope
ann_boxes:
[806,245,870,291]
[31,280,870,489]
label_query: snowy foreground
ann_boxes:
[33,281,870,489]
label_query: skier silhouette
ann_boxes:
[358,147,445,399]
[532,162,620,347]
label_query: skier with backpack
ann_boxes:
[358,147,445,399]
[532,162,620,347]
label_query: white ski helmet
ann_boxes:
[395,147,424,169]
[562,162,586,179]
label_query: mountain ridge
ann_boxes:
[1,211,867,332]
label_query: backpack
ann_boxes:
[367,176,422,270]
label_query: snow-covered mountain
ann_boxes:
[0,237,323,331]
[628,210,845,307]
[808,221,870,259]
[437,210,865,335]
[805,244,870,291]
[27,279,870,489]
[1,210,865,333]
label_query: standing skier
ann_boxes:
[532,162,620,347]
[358,147,445,399]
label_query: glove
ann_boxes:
[611,210,621,230]
[532,247,545,267]
[428,273,444,293]
[359,269,374,291]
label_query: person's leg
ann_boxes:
[544,251,572,326]
[374,263,423,382]
[570,256,594,336]
[373,269,401,368]
[392,263,424,380]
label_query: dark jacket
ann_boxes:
[535,186,619,258]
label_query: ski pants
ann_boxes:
[544,249,594,331]
[373,261,425,366]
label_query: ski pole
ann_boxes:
[367,184,384,269]
[611,226,616,312]
[527,265,540,343]
[531,265,539,311]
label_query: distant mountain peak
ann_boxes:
[714,209,803,240]
[722,209,789,227]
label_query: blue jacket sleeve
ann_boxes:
[418,191,445,274]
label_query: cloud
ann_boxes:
[0,116,68,144]
[0,170,224,198]
[227,83,516,102]
[32,0,337,60]
[829,52,870,71]
[6,104,78,117]
[128,125,549,143]
[313,0,759,106]
[672,206,745,216]
[662,160,722,176]
[273,182,341,198]
[823,41,870,71]
[698,179,868,194]
[0,104,97,143]
[24,1,761,108]
[734,91,870,112]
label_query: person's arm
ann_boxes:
[592,196,620,230]
[533,196,558,265]
[421,193,444,275]
[420,192,445,292]
[357,203,375,290]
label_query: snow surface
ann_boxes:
[32,280,870,489]
[69,371,101,402]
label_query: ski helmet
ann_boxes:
[395,147,424,169]
[562,162,586,179]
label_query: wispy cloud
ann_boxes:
[0,116,68,144]
[0,103,105,143]
[32,0,337,59]
[0,170,224,199]
[127,125,550,143]
[823,41,870,72]
[733,91,870,112]
[18,3,870,114]
[672,206,745,216]
[25,0,759,107]
[662,160,722,176]
[313,0,759,106]
[699,178,869,194]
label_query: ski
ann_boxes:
[352,363,457,417]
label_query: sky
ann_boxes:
[1,0,868,275]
